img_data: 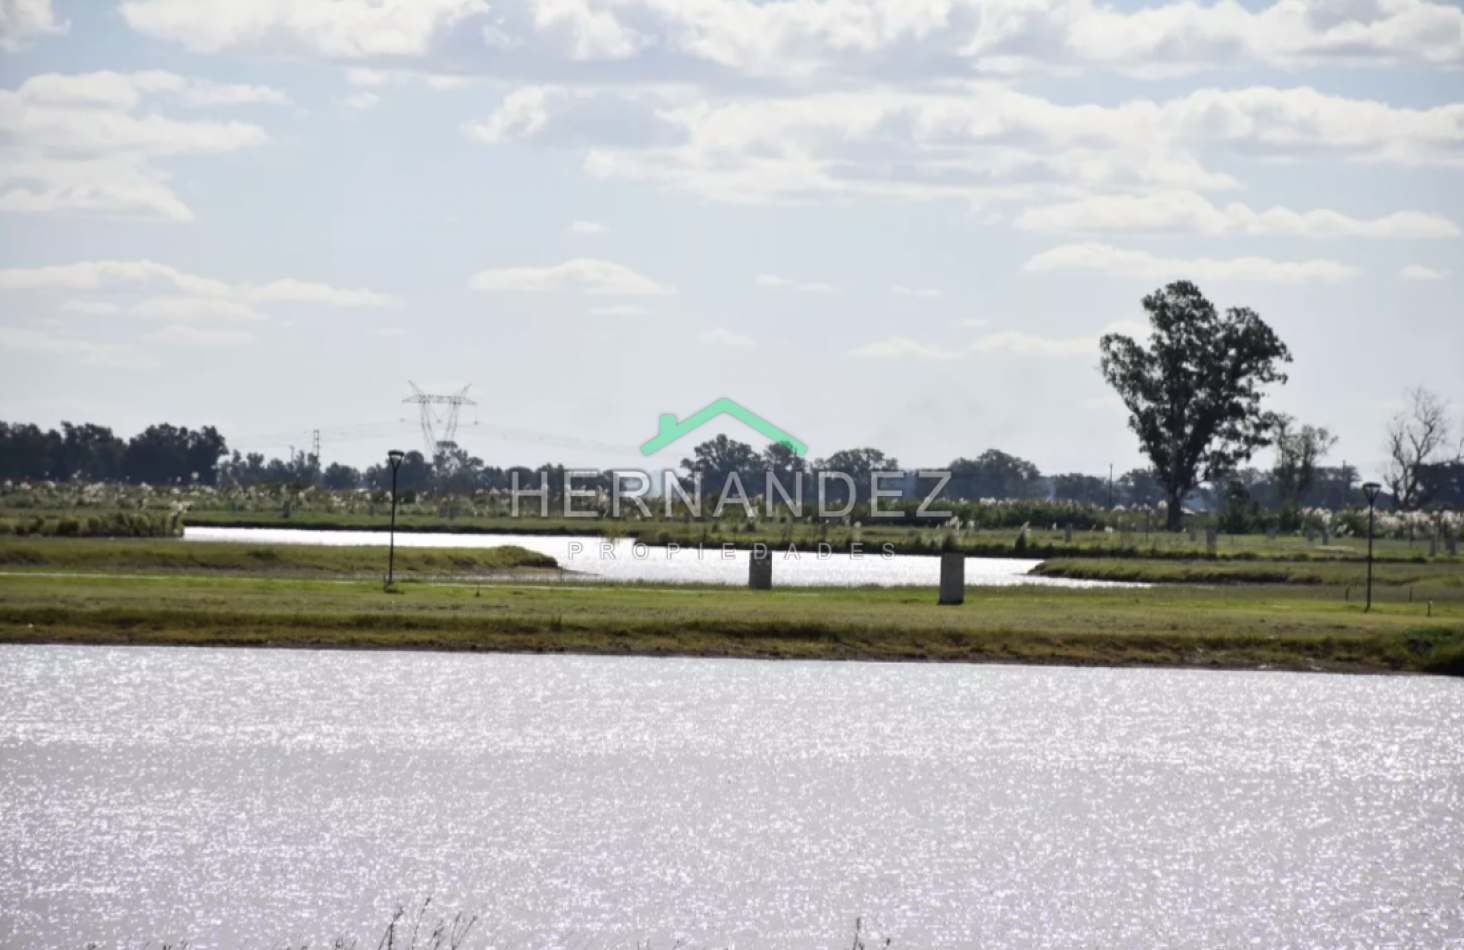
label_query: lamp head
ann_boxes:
[1362,482,1382,505]
[387,449,405,471]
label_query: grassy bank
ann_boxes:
[0,509,182,538]
[1033,557,1464,591]
[2,569,1460,675]
[0,538,557,576]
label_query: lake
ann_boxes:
[182,526,1130,588]
[1,646,1460,949]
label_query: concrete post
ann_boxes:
[1267,527,1277,541]
[1305,527,1314,542]
[1447,534,1458,556]
[1064,525,1073,543]
[749,546,772,590]
[1322,527,1331,546]
[1187,528,1196,542]
[939,551,964,606]
[1205,527,1217,547]
[1429,533,1438,558]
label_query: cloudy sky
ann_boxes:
[1,0,1461,478]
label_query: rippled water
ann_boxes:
[1,646,1461,949]
[183,527,1126,588]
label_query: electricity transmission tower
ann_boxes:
[403,382,477,458]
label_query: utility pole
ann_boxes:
[386,450,405,589]
[1362,482,1381,611]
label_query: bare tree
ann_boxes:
[1272,416,1337,512]
[1384,387,1452,510]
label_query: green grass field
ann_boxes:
[3,503,1454,562]
[1033,557,1464,592]
[2,537,1460,675]
[0,537,556,576]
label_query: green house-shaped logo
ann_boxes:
[641,399,807,457]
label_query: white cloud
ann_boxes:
[0,260,234,296]
[700,327,755,347]
[144,324,255,347]
[966,330,1099,356]
[426,74,475,89]
[250,279,394,307]
[59,299,125,316]
[891,285,941,298]
[345,67,477,92]
[115,0,1464,78]
[0,326,147,367]
[129,296,268,321]
[0,261,393,324]
[483,83,1464,210]
[852,330,1105,360]
[120,0,489,58]
[569,219,608,236]
[1400,265,1447,280]
[172,79,290,108]
[336,92,380,111]
[0,163,197,221]
[850,338,963,361]
[470,258,674,295]
[0,71,278,221]
[1016,193,1461,239]
[8,70,288,110]
[0,0,65,51]
[1024,243,1357,283]
[756,274,834,293]
[590,304,651,315]
[347,68,391,87]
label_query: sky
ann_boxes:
[1,0,1461,480]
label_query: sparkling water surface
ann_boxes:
[1,646,1460,949]
[182,527,1128,588]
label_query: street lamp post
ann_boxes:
[386,450,405,589]
[1362,481,1382,612]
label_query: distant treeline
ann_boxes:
[3,419,1441,518]
[0,422,228,487]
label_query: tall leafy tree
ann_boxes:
[322,462,362,490]
[55,423,126,481]
[945,450,1044,501]
[1271,416,1336,515]
[1051,473,1109,506]
[1117,468,1164,507]
[184,427,229,485]
[1099,281,1292,530]
[433,441,487,494]
[681,435,761,499]
[0,423,60,479]
[760,441,805,493]
[815,447,900,502]
[365,451,432,492]
[118,424,228,485]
